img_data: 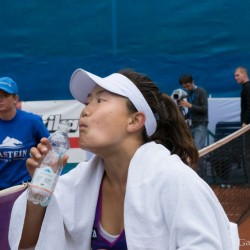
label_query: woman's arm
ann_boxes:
[19,137,68,248]
[19,201,46,248]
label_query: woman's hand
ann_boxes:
[26,137,69,177]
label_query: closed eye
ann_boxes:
[84,99,105,105]
[97,98,105,103]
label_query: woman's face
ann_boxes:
[78,85,134,154]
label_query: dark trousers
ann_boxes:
[243,130,250,184]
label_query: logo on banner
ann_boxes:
[42,114,79,133]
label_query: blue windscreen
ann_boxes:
[0,0,249,101]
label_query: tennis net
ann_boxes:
[198,125,250,223]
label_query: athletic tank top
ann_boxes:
[91,183,127,250]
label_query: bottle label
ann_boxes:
[30,166,58,193]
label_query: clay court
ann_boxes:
[211,185,250,250]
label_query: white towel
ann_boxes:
[9,142,239,250]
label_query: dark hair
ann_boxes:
[179,74,193,85]
[119,69,198,167]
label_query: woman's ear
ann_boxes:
[127,112,146,133]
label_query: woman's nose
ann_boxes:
[81,108,89,117]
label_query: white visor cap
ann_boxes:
[69,68,157,136]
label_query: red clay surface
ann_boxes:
[211,185,250,250]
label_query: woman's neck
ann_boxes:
[102,142,141,187]
[103,156,129,189]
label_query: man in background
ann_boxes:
[234,66,250,185]
[0,77,50,190]
[234,66,250,126]
[178,74,208,150]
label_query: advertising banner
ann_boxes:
[19,100,86,164]
[19,98,241,163]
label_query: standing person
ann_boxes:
[178,74,208,150]
[0,77,50,190]
[9,69,238,249]
[234,66,250,185]
[234,66,250,126]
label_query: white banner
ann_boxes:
[207,97,240,144]
[19,98,241,162]
[19,100,86,163]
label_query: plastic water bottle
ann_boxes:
[27,121,70,206]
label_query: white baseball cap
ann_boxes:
[69,68,157,136]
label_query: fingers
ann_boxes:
[27,137,70,177]
[61,155,69,166]
[38,137,52,151]
[179,100,189,107]
[27,137,51,177]
[29,141,49,160]
[26,157,39,177]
